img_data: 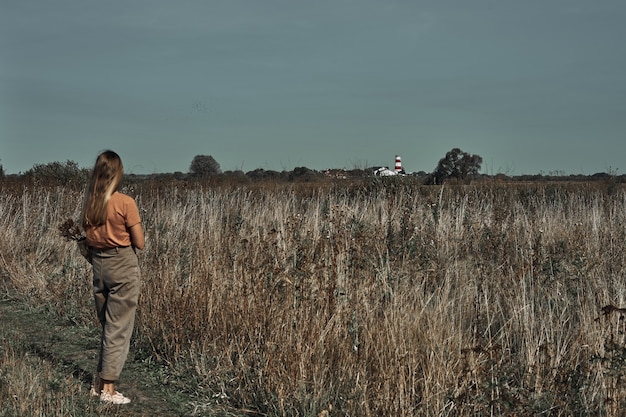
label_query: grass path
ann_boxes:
[0,290,191,416]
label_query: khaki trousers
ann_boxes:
[91,246,140,382]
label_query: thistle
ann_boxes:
[58,218,91,262]
[58,218,86,242]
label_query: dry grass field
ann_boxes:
[1,177,626,416]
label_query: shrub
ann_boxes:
[23,160,88,187]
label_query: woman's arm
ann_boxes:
[129,223,145,250]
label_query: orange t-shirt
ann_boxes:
[86,192,141,249]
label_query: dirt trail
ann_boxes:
[0,293,190,417]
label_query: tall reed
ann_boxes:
[1,179,625,415]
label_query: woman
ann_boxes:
[82,150,145,405]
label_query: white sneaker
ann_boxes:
[100,391,131,405]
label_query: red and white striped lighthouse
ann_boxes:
[394,155,403,173]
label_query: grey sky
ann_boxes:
[1,0,625,175]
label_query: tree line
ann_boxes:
[1,149,624,187]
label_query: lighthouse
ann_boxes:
[394,155,403,174]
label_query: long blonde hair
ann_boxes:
[82,150,124,228]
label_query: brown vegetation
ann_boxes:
[2,177,626,415]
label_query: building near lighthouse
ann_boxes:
[373,155,406,176]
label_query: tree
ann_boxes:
[245,168,281,181]
[288,166,322,182]
[433,148,483,184]
[189,155,221,177]
[24,160,87,185]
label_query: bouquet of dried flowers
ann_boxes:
[58,218,92,263]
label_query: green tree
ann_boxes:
[189,155,221,177]
[433,148,483,184]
